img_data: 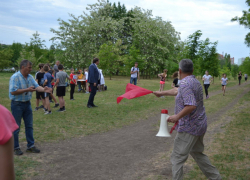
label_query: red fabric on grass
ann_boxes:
[117,83,153,104]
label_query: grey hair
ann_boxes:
[20,59,32,70]
[179,59,193,73]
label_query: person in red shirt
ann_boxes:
[70,68,77,100]
[0,104,19,180]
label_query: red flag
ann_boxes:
[117,83,153,104]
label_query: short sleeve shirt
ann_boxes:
[70,73,77,84]
[85,72,88,80]
[175,75,207,136]
[0,105,19,145]
[56,71,69,86]
[221,78,228,85]
[238,73,242,79]
[36,72,45,86]
[173,78,179,87]
[44,72,53,88]
[131,67,139,78]
[203,75,212,84]
[9,71,39,101]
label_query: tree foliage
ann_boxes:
[231,0,250,47]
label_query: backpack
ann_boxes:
[132,67,139,72]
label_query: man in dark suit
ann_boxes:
[87,58,100,108]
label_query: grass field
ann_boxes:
[0,72,246,180]
[184,88,250,180]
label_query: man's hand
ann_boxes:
[27,86,36,92]
[44,86,52,93]
[167,115,179,123]
[94,83,96,86]
[153,91,163,97]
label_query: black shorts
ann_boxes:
[56,86,66,97]
[222,85,226,86]
[245,77,248,80]
[44,92,50,98]
[36,91,45,99]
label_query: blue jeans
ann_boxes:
[11,100,35,149]
[130,77,137,85]
[77,81,82,90]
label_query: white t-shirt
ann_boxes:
[85,72,88,80]
[245,74,248,78]
[221,77,228,85]
[203,75,212,84]
[131,67,139,78]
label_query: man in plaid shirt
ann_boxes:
[9,59,51,156]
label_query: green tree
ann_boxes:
[239,57,250,75]
[17,49,43,71]
[198,38,219,81]
[98,39,127,79]
[231,0,250,47]
[231,64,239,80]
[0,49,13,69]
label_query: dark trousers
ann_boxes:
[70,84,75,99]
[239,78,241,85]
[88,83,97,106]
[204,84,210,97]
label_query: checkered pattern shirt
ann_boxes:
[175,75,207,136]
[9,71,39,102]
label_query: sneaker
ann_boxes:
[54,103,59,108]
[57,108,64,112]
[26,146,40,153]
[207,95,209,99]
[43,108,47,112]
[49,100,54,103]
[14,148,23,156]
[34,107,39,111]
[85,92,89,94]
[39,105,44,109]
[70,99,75,100]
[44,111,52,115]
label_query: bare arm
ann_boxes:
[153,88,178,97]
[0,136,15,180]
[168,105,196,123]
[130,71,137,75]
[11,87,36,95]
[171,83,175,88]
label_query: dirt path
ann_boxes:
[29,83,250,180]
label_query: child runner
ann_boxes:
[221,74,228,96]
[43,65,54,114]
[171,71,180,88]
[0,104,19,180]
[54,64,70,112]
[50,70,59,108]
[34,63,45,111]
[70,68,77,100]
[202,70,213,99]
[158,69,167,91]
[244,73,248,82]
[84,68,89,94]
[238,71,242,85]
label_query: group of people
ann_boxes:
[1,57,248,180]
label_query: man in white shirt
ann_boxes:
[130,62,140,85]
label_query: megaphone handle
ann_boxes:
[170,121,179,134]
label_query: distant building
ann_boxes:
[238,58,245,65]
[218,54,235,64]
[218,54,224,60]
[230,57,234,65]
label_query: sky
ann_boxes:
[0,0,249,65]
